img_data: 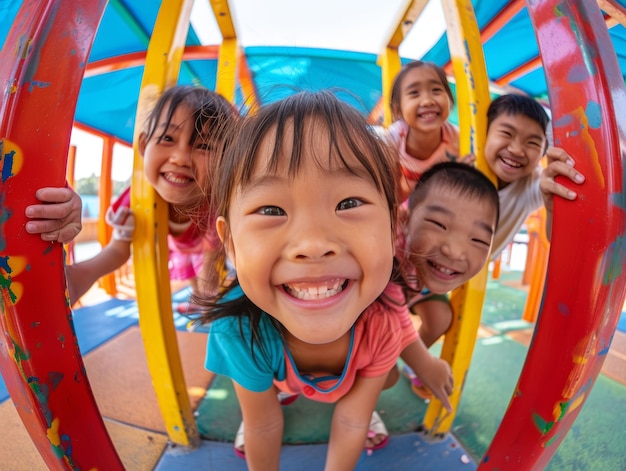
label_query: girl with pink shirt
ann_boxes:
[387,60,462,203]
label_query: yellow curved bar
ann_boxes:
[379,0,429,126]
[380,48,402,127]
[423,0,495,434]
[210,0,238,103]
[131,0,199,447]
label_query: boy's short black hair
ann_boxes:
[408,161,500,230]
[487,93,550,135]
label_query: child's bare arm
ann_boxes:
[65,206,134,305]
[232,383,283,471]
[401,339,453,411]
[326,374,387,471]
[540,147,585,239]
[25,187,82,243]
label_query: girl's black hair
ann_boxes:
[390,61,455,121]
[144,85,235,150]
[144,85,237,235]
[192,90,405,352]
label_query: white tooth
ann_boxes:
[286,281,345,300]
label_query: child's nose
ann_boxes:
[420,92,435,106]
[287,220,340,261]
[507,139,524,156]
[169,147,192,165]
[441,238,466,261]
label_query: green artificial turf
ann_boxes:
[196,372,429,444]
[195,270,626,470]
[454,335,626,471]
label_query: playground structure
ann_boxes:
[0,1,625,469]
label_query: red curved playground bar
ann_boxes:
[480,1,626,469]
[0,1,124,469]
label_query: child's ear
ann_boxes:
[216,216,235,267]
[138,132,148,157]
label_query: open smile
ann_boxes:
[498,155,525,169]
[283,278,349,301]
[162,171,194,184]
[418,110,439,121]
[427,260,462,280]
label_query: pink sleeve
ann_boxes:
[357,283,418,378]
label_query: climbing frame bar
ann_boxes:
[480,0,626,467]
[131,0,200,447]
[0,1,123,468]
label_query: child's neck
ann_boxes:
[169,205,191,223]
[285,330,350,376]
[405,127,443,161]
[168,205,192,235]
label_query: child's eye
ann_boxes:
[159,134,174,143]
[527,140,542,148]
[196,142,211,151]
[472,238,491,247]
[425,218,446,230]
[337,198,362,211]
[258,206,285,216]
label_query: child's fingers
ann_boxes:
[105,207,134,241]
[434,386,453,412]
[34,187,76,204]
[549,160,585,184]
[106,206,134,229]
[106,206,126,225]
[541,161,584,201]
[25,220,81,243]
[25,202,74,219]
[545,146,573,165]
[540,178,577,201]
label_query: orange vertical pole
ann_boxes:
[521,219,538,286]
[522,208,550,323]
[491,256,501,279]
[99,135,117,295]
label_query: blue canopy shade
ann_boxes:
[1,0,625,143]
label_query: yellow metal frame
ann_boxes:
[379,0,429,126]
[131,0,199,447]
[423,0,496,433]
[210,0,238,102]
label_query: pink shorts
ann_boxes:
[168,250,204,281]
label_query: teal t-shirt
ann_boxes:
[204,287,287,392]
